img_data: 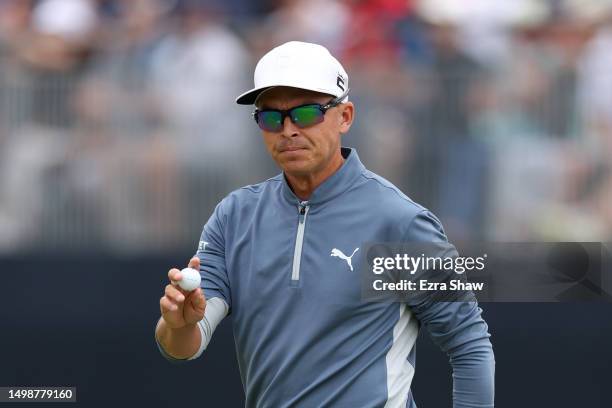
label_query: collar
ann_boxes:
[281,147,365,206]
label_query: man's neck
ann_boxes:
[285,153,345,201]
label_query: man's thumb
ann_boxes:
[188,256,200,270]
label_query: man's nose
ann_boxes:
[281,116,299,138]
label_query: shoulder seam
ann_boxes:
[238,175,282,194]
[358,171,422,209]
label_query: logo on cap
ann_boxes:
[337,75,345,92]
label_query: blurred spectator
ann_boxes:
[250,0,350,56]
[485,1,612,241]
[342,0,413,64]
[72,0,181,250]
[0,0,97,249]
[0,0,34,132]
[149,3,262,243]
[408,4,490,241]
[578,12,612,155]
[150,5,252,164]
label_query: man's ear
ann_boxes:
[339,102,354,134]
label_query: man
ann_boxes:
[155,41,495,407]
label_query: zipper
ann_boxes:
[291,201,310,284]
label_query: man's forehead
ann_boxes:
[256,87,332,108]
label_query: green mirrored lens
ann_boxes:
[291,106,323,128]
[256,104,325,132]
[259,111,282,131]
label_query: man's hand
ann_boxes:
[160,257,206,329]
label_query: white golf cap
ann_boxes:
[236,41,349,105]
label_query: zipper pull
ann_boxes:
[298,201,308,215]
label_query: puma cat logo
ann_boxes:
[331,247,359,271]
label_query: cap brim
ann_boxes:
[236,84,339,105]
[235,87,274,105]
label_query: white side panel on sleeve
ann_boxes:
[384,303,419,407]
[188,297,229,360]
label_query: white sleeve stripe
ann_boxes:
[187,321,206,361]
[187,297,229,360]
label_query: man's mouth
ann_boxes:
[279,146,307,152]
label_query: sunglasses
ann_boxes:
[252,89,349,132]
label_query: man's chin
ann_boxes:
[278,159,313,176]
[276,150,309,166]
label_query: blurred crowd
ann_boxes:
[0,0,611,253]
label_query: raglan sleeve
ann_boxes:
[403,210,495,407]
[197,199,232,312]
[155,199,231,363]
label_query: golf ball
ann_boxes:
[178,267,201,292]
